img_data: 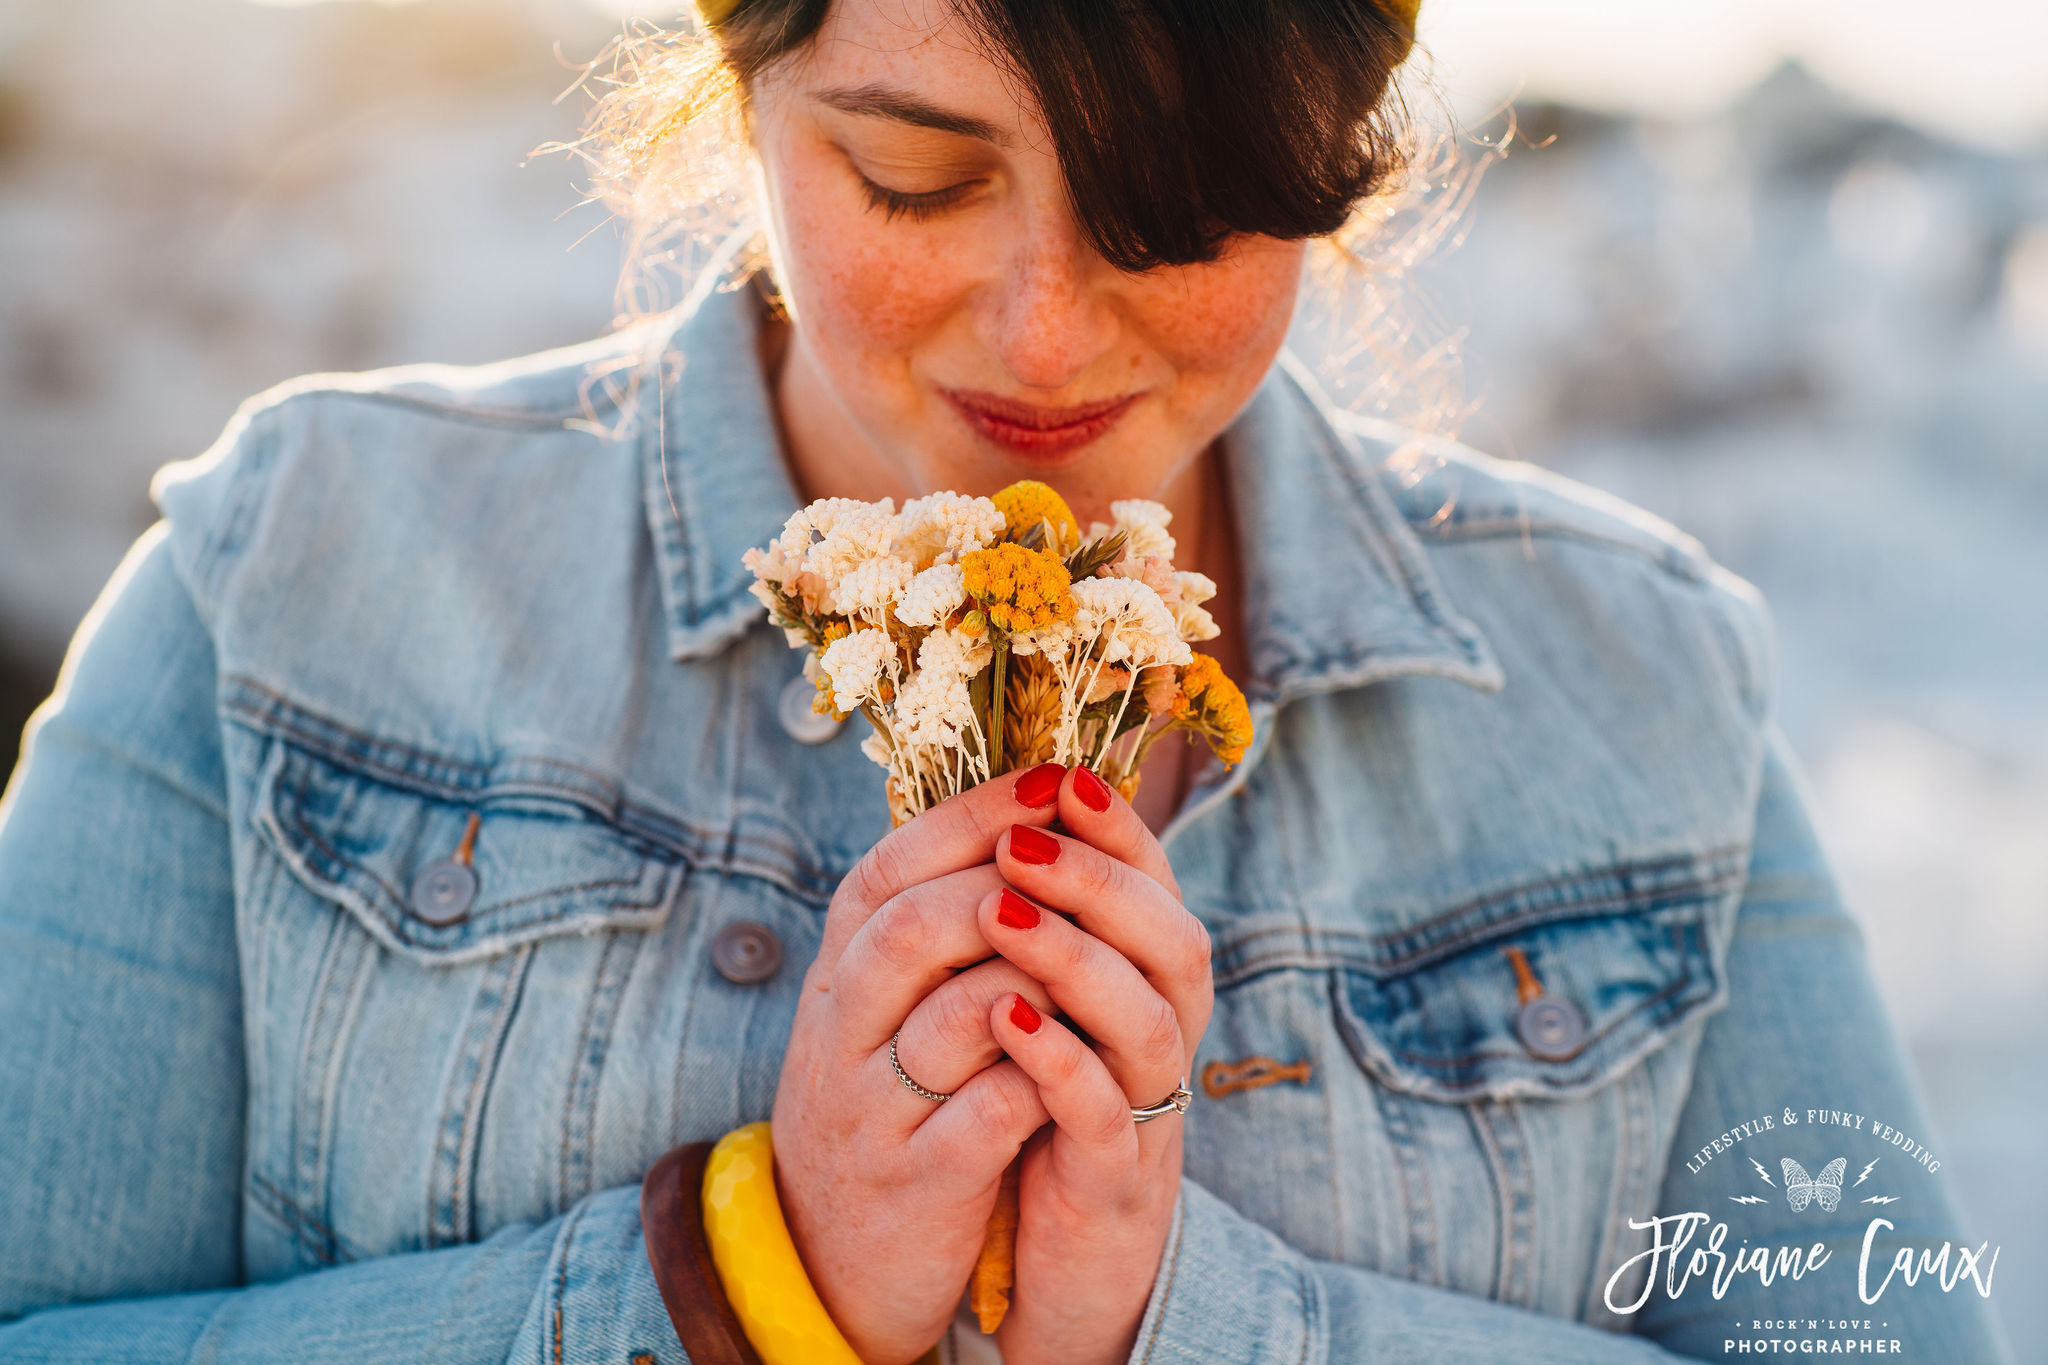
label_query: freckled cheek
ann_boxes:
[774,193,973,360]
[1139,274,1298,378]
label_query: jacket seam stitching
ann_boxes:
[1136,1196,1187,1365]
[1209,856,1747,981]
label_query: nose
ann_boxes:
[980,206,1121,391]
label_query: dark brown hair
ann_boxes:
[697,0,1414,272]
[551,1,1493,449]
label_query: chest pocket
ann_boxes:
[1331,852,1741,1104]
[1185,848,1746,1319]
[252,737,682,964]
[239,733,704,1277]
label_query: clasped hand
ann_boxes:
[771,762,1214,1365]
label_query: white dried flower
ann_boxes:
[820,627,893,714]
[837,556,914,617]
[1070,577,1190,669]
[742,541,800,588]
[916,624,993,678]
[1110,498,1176,561]
[803,501,902,607]
[898,493,1004,568]
[1171,570,1219,641]
[859,730,892,771]
[1008,614,1077,660]
[895,562,967,628]
[894,667,975,749]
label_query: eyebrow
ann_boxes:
[812,83,1012,146]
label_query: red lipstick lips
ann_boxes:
[943,387,1141,460]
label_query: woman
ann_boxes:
[0,1,2010,1362]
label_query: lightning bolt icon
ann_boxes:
[1862,1195,1900,1206]
[1730,1195,1768,1206]
[1750,1157,1774,1187]
[1854,1159,1879,1188]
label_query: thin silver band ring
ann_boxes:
[890,1030,953,1103]
[1131,1078,1193,1124]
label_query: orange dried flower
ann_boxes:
[1173,652,1253,766]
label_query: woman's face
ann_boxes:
[745,0,1308,520]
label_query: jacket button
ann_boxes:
[1515,996,1588,1061]
[711,921,783,985]
[410,861,478,926]
[779,674,843,745]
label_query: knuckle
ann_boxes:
[927,981,990,1053]
[963,1076,1030,1144]
[1092,1095,1134,1148]
[1178,913,1215,985]
[863,896,929,976]
[1056,926,1097,978]
[1141,996,1187,1070]
[848,836,915,914]
[1079,848,1123,902]
[1044,1034,1089,1089]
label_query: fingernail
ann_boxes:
[1009,995,1043,1034]
[1007,824,1060,866]
[996,888,1041,931]
[1014,761,1066,809]
[1072,765,1113,813]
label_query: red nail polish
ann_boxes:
[1072,765,1113,813]
[1007,824,1060,865]
[1009,996,1043,1034]
[996,889,1041,931]
[1014,761,1066,809]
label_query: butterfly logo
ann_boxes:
[1781,1156,1847,1213]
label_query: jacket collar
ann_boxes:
[640,260,1503,706]
[1216,350,1504,705]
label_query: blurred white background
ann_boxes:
[0,0,2040,1351]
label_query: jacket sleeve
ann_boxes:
[0,1175,683,1362]
[1123,721,2012,1364]
[0,525,245,1314]
[1630,720,2011,1362]
[0,420,694,1358]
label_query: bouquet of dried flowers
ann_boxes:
[745,479,1250,826]
[743,478,1251,1331]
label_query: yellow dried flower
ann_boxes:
[991,480,1080,553]
[1172,653,1253,766]
[960,542,1076,634]
[1004,653,1061,767]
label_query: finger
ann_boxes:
[881,957,1055,1126]
[978,887,1189,1105]
[989,993,1138,1179]
[831,863,1009,1051]
[816,761,1069,970]
[1059,764,1182,900]
[995,825,1214,1049]
[909,1056,1052,1186]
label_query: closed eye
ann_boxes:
[855,170,979,223]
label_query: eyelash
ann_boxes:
[855,172,976,223]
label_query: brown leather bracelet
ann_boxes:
[641,1141,765,1365]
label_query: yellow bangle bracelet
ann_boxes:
[701,1121,865,1365]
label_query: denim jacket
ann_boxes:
[0,253,2011,1364]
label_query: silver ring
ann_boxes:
[890,1031,953,1103]
[1131,1077,1193,1124]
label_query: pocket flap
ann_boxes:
[1331,862,1740,1102]
[253,738,682,964]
